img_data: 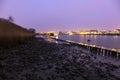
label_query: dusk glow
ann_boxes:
[1,1,120,79]
[0,0,120,32]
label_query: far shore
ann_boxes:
[58,34,120,36]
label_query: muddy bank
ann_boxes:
[0,37,120,80]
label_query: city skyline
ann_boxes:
[0,0,120,32]
[40,28,120,33]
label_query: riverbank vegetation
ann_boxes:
[0,18,35,45]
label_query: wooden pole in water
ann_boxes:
[116,52,119,59]
[100,49,103,56]
[103,49,105,56]
[97,48,100,55]
[106,50,109,56]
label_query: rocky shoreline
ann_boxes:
[0,37,120,80]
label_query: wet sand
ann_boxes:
[0,37,120,80]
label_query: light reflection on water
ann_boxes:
[59,35,120,49]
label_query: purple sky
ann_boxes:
[0,0,120,32]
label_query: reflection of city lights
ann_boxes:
[55,36,58,39]
[114,36,118,39]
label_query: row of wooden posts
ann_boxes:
[54,39,120,59]
[86,45,120,58]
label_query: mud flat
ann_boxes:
[0,37,120,80]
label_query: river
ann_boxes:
[58,35,120,50]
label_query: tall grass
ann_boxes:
[0,19,35,45]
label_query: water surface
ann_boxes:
[59,35,120,49]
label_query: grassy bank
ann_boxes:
[0,19,35,45]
